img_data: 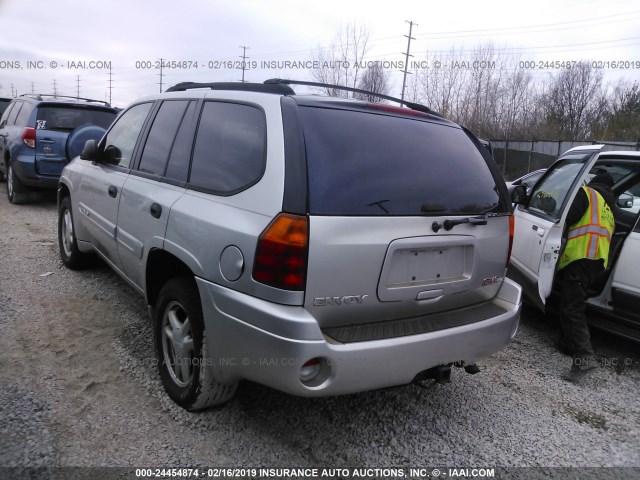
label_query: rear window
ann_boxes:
[298,106,502,216]
[36,106,116,131]
[188,101,266,195]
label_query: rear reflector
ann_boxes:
[507,213,515,267]
[22,128,36,148]
[299,358,321,383]
[253,213,308,291]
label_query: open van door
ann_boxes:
[509,145,604,310]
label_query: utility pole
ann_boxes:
[239,46,250,83]
[53,79,58,97]
[401,20,417,101]
[108,66,114,105]
[30,82,35,94]
[158,58,164,93]
[76,75,81,99]
[10,84,15,97]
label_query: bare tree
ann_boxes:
[354,62,391,102]
[494,68,539,139]
[542,63,605,140]
[312,23,370,97]
[416,46,470,119]
[600,80,640,140]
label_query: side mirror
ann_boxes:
[103,145,122,165]
[80,139,97,161]
[617,193,633,209]
[511,185,528,205]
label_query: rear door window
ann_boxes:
[298,106,502,216]
[164,101,197,183]
[138,100,190,176]
[188,101,266,195]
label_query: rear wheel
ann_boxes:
[154,277,237,410]
[6,160,30,204]
[58,196,91,269]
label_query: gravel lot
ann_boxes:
[0,188,639,477]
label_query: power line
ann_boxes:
[158,58,164,93]
[413,10,640,39]
[239,46,250,83]
[108,66,114,105]
[401,20,416,101]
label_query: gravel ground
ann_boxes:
[0,188,639,478]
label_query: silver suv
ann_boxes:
[58,79,522,410]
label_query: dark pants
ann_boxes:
[556,259,604,358]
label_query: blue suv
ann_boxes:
[0,95,117,203]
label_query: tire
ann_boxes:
[66,125,107,161]
[58,196,91,269]
[6,160,30,204]
[154,277,237,410]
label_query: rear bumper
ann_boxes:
[12,154,62,189]
[196,277,522,397]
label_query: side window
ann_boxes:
[15,103,32,126]
[101,102,153,168]
[1,103,15,125]
[138,100,189,176]
[528,153,591,218]
[189,102,266,194]
[6,102,23,126]
[164,101,197,183]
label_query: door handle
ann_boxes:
[150,202,162,219]
[108,186,118,198]
[532,225,545,236]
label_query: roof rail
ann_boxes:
[165,81,295,95]
[19,93,111,107]
[263,78,436,115]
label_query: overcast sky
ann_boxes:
[1,0,639,107]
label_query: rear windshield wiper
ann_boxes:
[432,215,488,233]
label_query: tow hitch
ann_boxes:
[413,362,481,389]
[413,364,452,386]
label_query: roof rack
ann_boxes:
[165,82,295,95]
[19,93,111,107]
[263,78,436,115]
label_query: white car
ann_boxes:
[509,145,640,341]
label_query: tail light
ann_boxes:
[22,128,36,148]
[253,213,308,291]
[506,213,515,267]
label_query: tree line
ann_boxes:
[311,26,640,142]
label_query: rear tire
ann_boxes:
[6,160,30,204]
[58,196,91,269]
[154,277,237,410]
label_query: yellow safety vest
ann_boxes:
[558,186,615,270]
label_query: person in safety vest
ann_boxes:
[556,171,616,382]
